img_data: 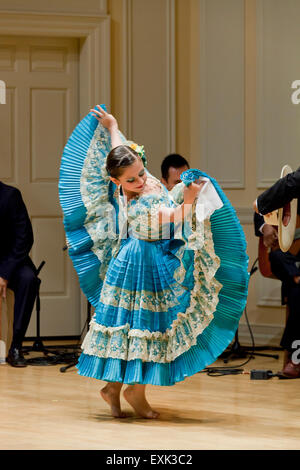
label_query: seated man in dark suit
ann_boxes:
[254,210,300,378]
[0,182,38,367]
[161,153,189,191]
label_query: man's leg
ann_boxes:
[269,249,300,282]
[269,250,300,377]
[280,284,300,377]
[281,284,300,351]
[7,265,38,366]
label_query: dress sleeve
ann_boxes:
[59,111,124,306]
[169,177,223,250]
[169,182,184,205]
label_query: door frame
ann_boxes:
[0,11,110,115]
[0,11,111,331]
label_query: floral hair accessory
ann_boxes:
[128,141,148,167]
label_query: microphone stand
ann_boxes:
[23,261,62,364]
[60,301,91,373]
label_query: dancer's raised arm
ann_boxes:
[90,105,123,149]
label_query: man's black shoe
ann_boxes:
[6,347,27,367]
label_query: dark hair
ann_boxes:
[161,154,190,181]
[106,145,140,178]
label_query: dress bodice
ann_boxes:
[118,172,175,241]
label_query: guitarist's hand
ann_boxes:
[262,224,278,248]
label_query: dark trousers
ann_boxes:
[269,249,300,352]
[7,264,38,350]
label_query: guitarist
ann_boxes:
[254,195,300,378]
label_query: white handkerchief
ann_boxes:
[195,177,223,223]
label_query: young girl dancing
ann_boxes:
[59,105,249,419]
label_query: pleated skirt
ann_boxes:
[76,233,248,386]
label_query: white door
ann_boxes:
[0,35,82,337]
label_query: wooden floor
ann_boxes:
[1,343,300,450]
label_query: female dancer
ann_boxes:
[59,105,249,419]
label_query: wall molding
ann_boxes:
[122,0,132,136]
[257,296,282,308]
[199,0,245,188]
[256,0,300,188]
[0,11,110,114]
[0,0,107,16]
[235,206,253,225]
[256,0,269,189]
[256,273,282,307]
[122,0,176,153]
[165,0,176,154]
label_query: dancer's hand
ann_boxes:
[91,105,122,148]
[90,105,118,131]
[183,181,205,205]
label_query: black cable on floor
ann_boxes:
[200,304,255,376]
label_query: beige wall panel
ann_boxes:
[0,87,15,182]
[27,281,81,338]
[0,45,16,71]
[28,215,81,337]
[239,223,285,346]
[107,0,124,128]
[31,88,66,182]
[125,0,175,178]
[175,0,191,160]
[256,274,281,307]
[257,0,300,187]
[0,0,107,15]
[199,0,245,188]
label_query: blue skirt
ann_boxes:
[59,110,249,387]
[76,230,247,386]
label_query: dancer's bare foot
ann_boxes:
[123,384,159,419]
[100,383,127,418]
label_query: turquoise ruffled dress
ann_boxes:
[59,109,249,386]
